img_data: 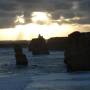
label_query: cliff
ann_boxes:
[47,37,67,51]
[64,31,90,71]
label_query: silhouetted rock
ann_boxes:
[14,45,28,66]
[64,31,90,71]
[29,35,49,55]
[47,37,67,51]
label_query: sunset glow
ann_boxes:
[0,11,84,41]
[0,24,77,41]
[31,12,51,24]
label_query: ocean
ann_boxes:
[0,48,90,90]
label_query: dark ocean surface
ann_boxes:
[0,48,90,90]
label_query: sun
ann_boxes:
[31,12,51,24]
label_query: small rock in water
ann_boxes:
[14,45,28,66]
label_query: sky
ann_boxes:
[0,0,90,40]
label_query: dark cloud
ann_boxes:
[0,11,16,18]
[0,3,16,11]
[0,17,14,28]
[16,0,41,3]
[74,17,90,24]
[0,0,90,28]
[79,0,90,11]
[54,3,71,10]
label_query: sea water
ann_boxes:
[0,48,90,90]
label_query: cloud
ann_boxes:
[0,17,14,28]
[79,0,90,11]
[0,0,90,28]
[75,17,90,24]
[0,3,16,11]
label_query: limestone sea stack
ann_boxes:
[29,35,49,55]
[64,31,90,71]
[14,45,28,66]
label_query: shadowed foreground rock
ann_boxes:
[14,45,28,66]
[29,35,49,55]
[64,31,90,71]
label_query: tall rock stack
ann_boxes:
[29,35,49,55]
[14,45,28,66]
[64,31,90,71]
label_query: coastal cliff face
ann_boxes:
[64,31,90,71]
[47,37,67,51]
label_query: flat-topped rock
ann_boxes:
[29,35,49,55]
[64,31,90,71]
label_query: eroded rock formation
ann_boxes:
[64,31,90,71]
[14,45,28,66]
[29,35,49,55]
